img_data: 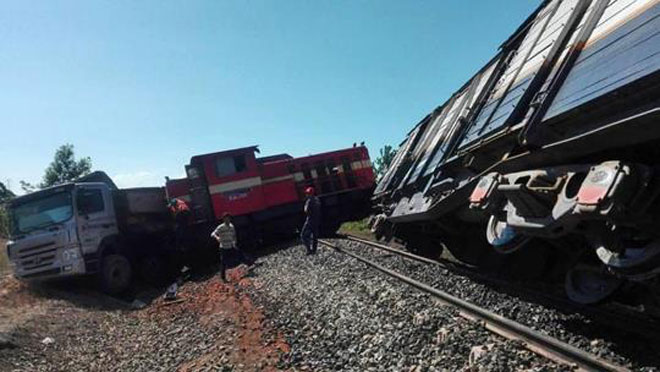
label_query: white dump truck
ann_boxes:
[5,172,175,293]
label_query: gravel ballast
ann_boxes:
[246,242,567,371]
[329,238,660,370]
[3,237,656,371]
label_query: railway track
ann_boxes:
[340,233,660,340]
[319,237,630,372]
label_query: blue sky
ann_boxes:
[1,1,539,193]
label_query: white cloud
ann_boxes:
[112,171,164,189]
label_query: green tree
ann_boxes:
[0,181,14,202]
[373,145,397,181]
[20,144,92,191]
[19,180,37,194]
[41,144,92,187]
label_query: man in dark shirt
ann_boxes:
[301,186,321,255]
[168,198,191,251]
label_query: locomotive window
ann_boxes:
[314,161,327,177]
[215,155,247,177]
[341,157,353,172]
[326,159,337,173]
[342,156,356,188]
[327,159,343,191]
[234,155,247,172]
[301,163,312,179]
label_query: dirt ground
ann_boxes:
[0,265,289,371]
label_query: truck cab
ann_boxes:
[7,183,115,279]
[6,174,171,293]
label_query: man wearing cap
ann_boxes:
[301,186,321,255]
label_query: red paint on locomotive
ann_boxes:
[165,145,374,230]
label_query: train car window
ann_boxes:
[353,152,361,160]
[215,155,247,177]
[287,164,296,173]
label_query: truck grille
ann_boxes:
[16,241,57,271]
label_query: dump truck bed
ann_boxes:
[113,187,171,234]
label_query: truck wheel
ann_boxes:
[140,255,168,286]
[100,254,132,294]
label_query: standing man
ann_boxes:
[168,198,191,253]
[211,213,251,282]
[301,186,321,255]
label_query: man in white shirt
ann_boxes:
[211,213,248,282]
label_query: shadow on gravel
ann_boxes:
[559,317,660,367]
[455,275,660,366]
[426,269,660,367]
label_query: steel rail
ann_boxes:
[340,233,660,341]
[340,234,440,266]
[319,239,629,372]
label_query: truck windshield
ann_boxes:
[11,192,73,235]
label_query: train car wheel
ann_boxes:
[502,240,551,280]
[590,230,660,280]
[443,229,503,269]
[565,264,623,304]
[486,216,529,254]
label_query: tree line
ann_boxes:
[0,144,91,238]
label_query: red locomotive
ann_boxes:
[165,145,374,245]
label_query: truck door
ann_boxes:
[75,186,118,256]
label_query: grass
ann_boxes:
[338,218,375,240]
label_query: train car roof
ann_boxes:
[190,145,260,164]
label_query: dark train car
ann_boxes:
[373,0,660,304]
[166,145,375,245]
